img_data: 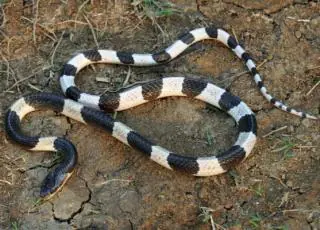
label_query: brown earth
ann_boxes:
[0,0,319,229]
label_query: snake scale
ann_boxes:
[5,27,317,199]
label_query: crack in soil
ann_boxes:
[51,176,92,224]
[19,161,59,173]
[18,154,61,174]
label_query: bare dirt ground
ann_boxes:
[0,0,319,229]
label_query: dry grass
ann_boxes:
[0,0,103,95]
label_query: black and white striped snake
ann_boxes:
[5,27,317,199]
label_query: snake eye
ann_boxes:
[40,169,66,198]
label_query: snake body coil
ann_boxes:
[5,27,317,199]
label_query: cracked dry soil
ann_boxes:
[0,0,319,229]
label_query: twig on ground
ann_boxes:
[0,51,20,92]
[32,0,41,44]
[154,21,167,41]
[0,5,7,28]
[74,0,90,29]
[27,83,43,92]
[21,16,56,41]
[263,126,287,138]
[278,192,289,207]
[305,80,319,96]
[307,65,320,71]
[269,209,316,219]
[0,29,9,41]
[96,77,110,83]
[128,17,144,33]
[0,30,15,55]
[282,209,315,214]
[287,16,310,23]
[271,145,289,153]
[220,59,269,83]
[257,58,268,69]
[95,179,132,187]
[294,145,318,149]
[57,20,88,26]
[83,14,99,48]
[199,207,226,230]
[219,70,248,83]
[269,174,287,188]
[123,66,132,86]
[2,66,50,94]
[232,28,238,43]
[0,179,12,185]
[113,67,132,119]
[51,30,65,66]
[211,216,216,230]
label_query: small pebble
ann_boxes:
[286,180,293,188]
[229,9,237,16]
[96,77,110,83]
[298,187,307,194]
[295,31,302,39]
[224,203,233,210]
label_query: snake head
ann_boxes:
[40,168,73,200]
